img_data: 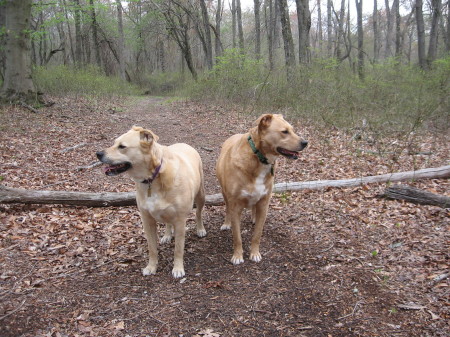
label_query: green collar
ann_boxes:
[248,135,274,175]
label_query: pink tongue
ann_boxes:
[103,166,112,173]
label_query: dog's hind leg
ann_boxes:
[220,195,232,231]
[172,220,186,278]
[140,211,158,276]
[194,187,206,238]
[249,196,270,263]
[160,224,173,244]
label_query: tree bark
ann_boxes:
[327,0,332,57]
[90,0,102,68]
[236,0,245,50]
[264,0,275,70]
[116,0,126,79]
[2,166,448,207]
[73,0,83,66]
[254,0,262,59]
[394,0,401,59]
[355,0,364,80]
[215,0,223,59]
[427,0,442,66]
[295,0,311,63]
[383,185,450,208]
[373,0,379,62]
[0,0,41,104]
[278,0,296,78]
[199,0,213,69]
[415,0,427,69]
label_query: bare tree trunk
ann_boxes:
[415,0,427,69]
[355,0,364,79]
[317,0,323,56]
[0,0,41,104]
[254,0,262,59]
[447,1,450,53]
[236,0,245,50]
[264,0,275,69]
[383,185,450,208]
[231,0,237,48]
[384,0,393,58]
[373,0,379,62]
[0,0,5,81]
[336,0,346,61]
[90,0,101,68]
[278,0,296,78]
[394,0,401,59]
[215,0,223,59]
[427,0,442,66]
[199,0,213,69]
[296,0,311,63]
[116,0,126,80]
[327,0,332,57]
[73,0,83,67]
[2,166,449,207]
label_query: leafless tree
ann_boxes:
[278,0,296,78]
[415,0,427,69]
[296,0,311,63]
[0,0,41,103]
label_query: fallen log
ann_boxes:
[383,185,450,208]
[0,165,449,207]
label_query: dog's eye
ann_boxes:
[282,130,289,134]
[118,144,126,149]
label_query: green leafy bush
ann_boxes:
[187,49,267,103]
[33,65,140,96]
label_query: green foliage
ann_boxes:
[33,65,140,96]
[187,49,266,103]
[184,55,449,139]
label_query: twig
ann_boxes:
[0,299,27,321]
[61,143,87,153]
[200,146,213,152]
[76,161,102,171]
[338,300,364,320]
[19,101,40,113]
[0,244,19,253]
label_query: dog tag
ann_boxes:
[147,187,152,197]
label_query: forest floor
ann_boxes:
[0,96,449,337]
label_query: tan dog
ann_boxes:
[216,114,307,265]
[96,126,206,278]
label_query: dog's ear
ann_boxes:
[139,129,159,148]
[257,114,273,131]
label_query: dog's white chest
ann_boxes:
[241,166,271,206]
[142,192,173,222]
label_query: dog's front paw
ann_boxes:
[250,252,262,263]
[142,264,157,276]
[197,228,207,237]
[160,235,172,244]
[231,255,244,265]
[172,267,185,278]
[220,224,231,231]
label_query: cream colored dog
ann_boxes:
[96,126,206,278]
[216,114,308,265]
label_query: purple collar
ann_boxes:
[141,159,163,185]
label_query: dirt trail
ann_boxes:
[0,96,448,336]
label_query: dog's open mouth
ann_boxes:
[277,147,299,159]
[103,162,131,176]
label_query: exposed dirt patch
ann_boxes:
[0,96,449,336]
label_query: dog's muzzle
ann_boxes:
[96,151,131,176]
[276,140,308,160]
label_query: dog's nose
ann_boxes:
[96,151,104,160]
[300,140,308,150]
